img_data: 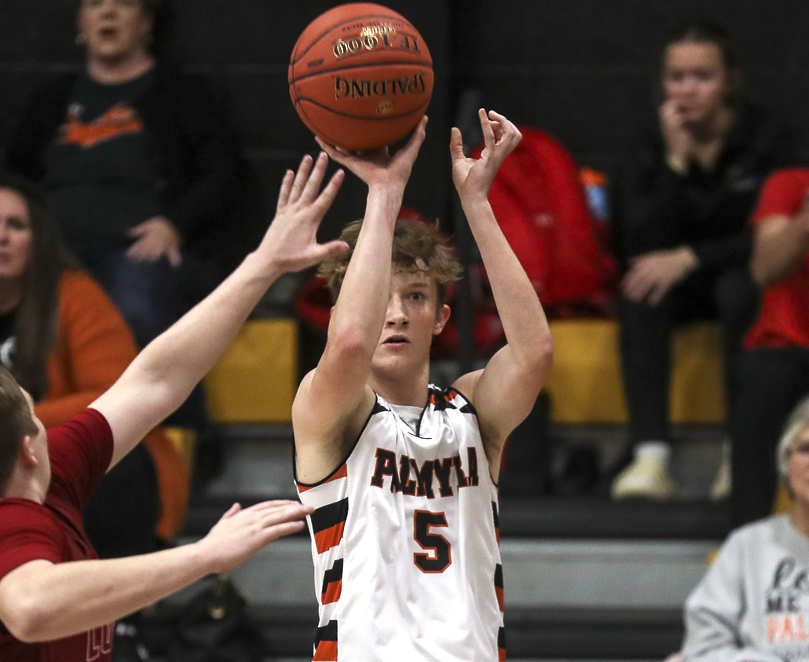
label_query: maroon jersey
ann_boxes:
[0,408,114,661]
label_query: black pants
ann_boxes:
[620,265,759,444]
[730,346,809,527]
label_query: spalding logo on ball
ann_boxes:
[289,3,433,151]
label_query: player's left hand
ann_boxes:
[622,246,698,305]
[257,151,350,274]
[126,216,183,267]
[450,109,521,202]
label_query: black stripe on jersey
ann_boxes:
[494,563,504,589]
[492,501,500,529]
[429,385,457,411]
[315,620,338,644]
[370,400,389,416]
[311,498,349,534]
[498,627,506,651]
[321,559,344,595]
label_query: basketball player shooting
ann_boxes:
[292,109,553,661]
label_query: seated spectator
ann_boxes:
[612,20,795,499]
[731,168,809,526]
[682,396,809,662]
[0,172,186,559]
[3,0,258,444]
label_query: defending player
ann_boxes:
[0,154,348,660]
[292,110,554,661]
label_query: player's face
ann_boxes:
[372,270,450,376]
[78,0,153,63]
[788,425,809,505]
[0,189,33,283]
[662,42,733,127]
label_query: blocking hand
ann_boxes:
[198,500,313,574]
[450,109,521,203]
[258,152,350,273]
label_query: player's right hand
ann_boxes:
[315,115,427,192]
[197,500,312,574]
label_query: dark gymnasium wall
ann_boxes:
[1,0,808,240]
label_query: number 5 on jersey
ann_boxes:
[414,510,452,573]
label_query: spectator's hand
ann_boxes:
[256,152,349,274]
[127,217,183,267]
[451,109,522,204]
[622,246,698,306]
[196,500,312,574]
[315,115,427,194]
[660,100,693,174]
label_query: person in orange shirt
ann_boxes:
[0,172,186,556]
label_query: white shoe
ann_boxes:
[710,441,731,501]
[611,442,678,500]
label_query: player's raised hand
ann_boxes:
[196,500,313,574]
[315,115,428,192]
[258,152,349,273]
[451,109,521,203]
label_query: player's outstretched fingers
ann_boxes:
[300,152,330,202]
[289,154,315,204]
[276,169,295,210]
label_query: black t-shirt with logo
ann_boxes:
[43,70,163,248]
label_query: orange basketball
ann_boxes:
[289,3,433,151]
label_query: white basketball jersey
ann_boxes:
[296,385,505,662]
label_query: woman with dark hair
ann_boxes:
[611,20,797,500]
[4,0,248,353]
[0,172,187,562]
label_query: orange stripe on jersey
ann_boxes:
[496,586,505,612]
[313,641,338,661]
[323,579,342,604]
[314,521,345,555]
[499,647,506,662]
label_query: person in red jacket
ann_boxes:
[0,150,348,660]
[731,168,809,526]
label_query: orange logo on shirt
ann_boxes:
[60,104,143,148]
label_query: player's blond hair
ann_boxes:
[318,216,462,307]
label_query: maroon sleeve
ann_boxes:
[47,408,114,512]
[0,503,62,581]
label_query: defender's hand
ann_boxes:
[451,109,522,204]
[197,500,313,574]
[315,116,428,192]
[258,152,349,274]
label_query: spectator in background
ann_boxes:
[611,20,796,500]
[731,168,809,526]
[682,396,809,662]
[0,172,187,560]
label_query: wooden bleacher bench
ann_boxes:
[544,319,726,425]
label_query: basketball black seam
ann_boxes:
[290,60,433,88]
[290,12,425,74]
[294,96,430,122]
[291,12,416,66]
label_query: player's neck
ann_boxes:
[369,367,430,407]
[2,468,47,504]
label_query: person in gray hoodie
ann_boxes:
[683,395,809,662]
